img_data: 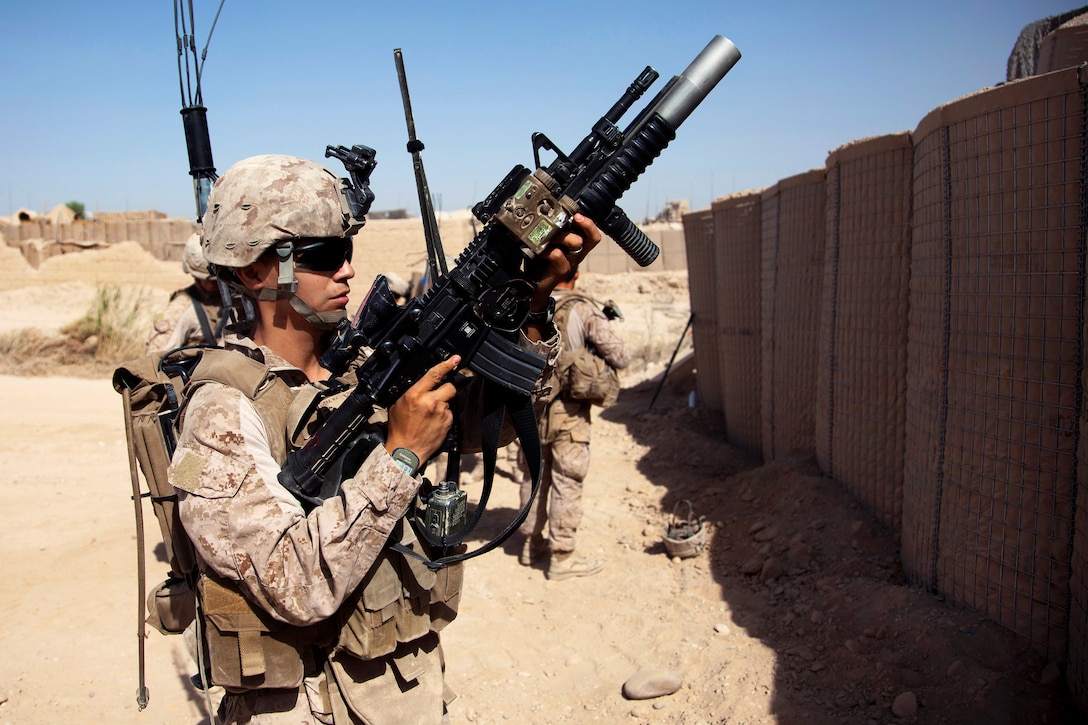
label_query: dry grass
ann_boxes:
[0,285,152,377]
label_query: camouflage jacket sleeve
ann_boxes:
[169,381,421,626]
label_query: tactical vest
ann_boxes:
[176,348,462,692]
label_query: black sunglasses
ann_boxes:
[293,238,353,272]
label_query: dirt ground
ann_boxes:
[0,229,1080,724]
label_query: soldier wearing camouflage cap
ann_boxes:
[167,153,602,723]
[200,153,366,333]
[383,271,412,304]
[145,232,226,356]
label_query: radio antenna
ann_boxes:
[394,48,447,286]
[175,0,226,220]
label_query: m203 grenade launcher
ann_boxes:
[277,35,741,565]
[477,34,741,267]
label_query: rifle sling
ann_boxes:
[186,287,217,347]
[395,380,543,570]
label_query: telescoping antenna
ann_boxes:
[175,0,226,220]
[394,48,447,286]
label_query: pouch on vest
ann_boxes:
[552,295,621,408]
[146,577,196,635]
[429,554,464,632]
[328,632,447,723]
[334,524,462,661]
[557,347,620,408]
[198,573,306,691]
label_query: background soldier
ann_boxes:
[517,267,629,580]
[145,232,226,355]
[383,271,412,305]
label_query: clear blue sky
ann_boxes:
[0,1,1076,221]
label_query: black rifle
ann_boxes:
[277,35,741,567]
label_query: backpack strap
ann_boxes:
[114,350,205,712]
[178,349,299,471]
[553,291,596,310]
[184,348,280,400]
[185,287,217,348]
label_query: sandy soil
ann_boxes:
[0,232,1079,724]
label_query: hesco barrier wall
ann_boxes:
[903,66,1084,666]
[760,169,826,460]
[579,224,688,274]
[682,64,1088,713]
[816,133,913,531]
[5,217,197,261]
[712,190,763,456]
[1040,14,1088,74]
[681,208,723,418]
[2,214,680,275]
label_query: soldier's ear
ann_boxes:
[236,263,267,292]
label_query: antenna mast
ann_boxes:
[394,48,447,285]
[175,0,226,220]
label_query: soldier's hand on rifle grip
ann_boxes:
[385,355,461,465]
[524,213,602,340]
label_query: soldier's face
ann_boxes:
[196,278,219,294]
[293,240,355,315]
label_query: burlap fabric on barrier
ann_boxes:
[903,67,1084,678]
[712,190,764,456]
[682,208,722,418]
[816,133,913,531]
[760,169,826,460]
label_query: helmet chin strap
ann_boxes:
[242,284,345,330]
[289,295,346,330]
[235,241,347,330]
[276,242,345,330]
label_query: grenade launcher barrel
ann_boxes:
[475,34,741,267]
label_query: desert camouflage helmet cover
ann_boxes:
[202,154,360,268]
[180,232,211,279]
[383,271,411,298]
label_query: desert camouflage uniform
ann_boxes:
[518,291,629,554]
[145,284,224,356]
[171,329,558,724]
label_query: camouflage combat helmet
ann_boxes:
[180,232,211,280]
[201,154,367,329]
[202,154,362,269]
[383,271,411,299]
